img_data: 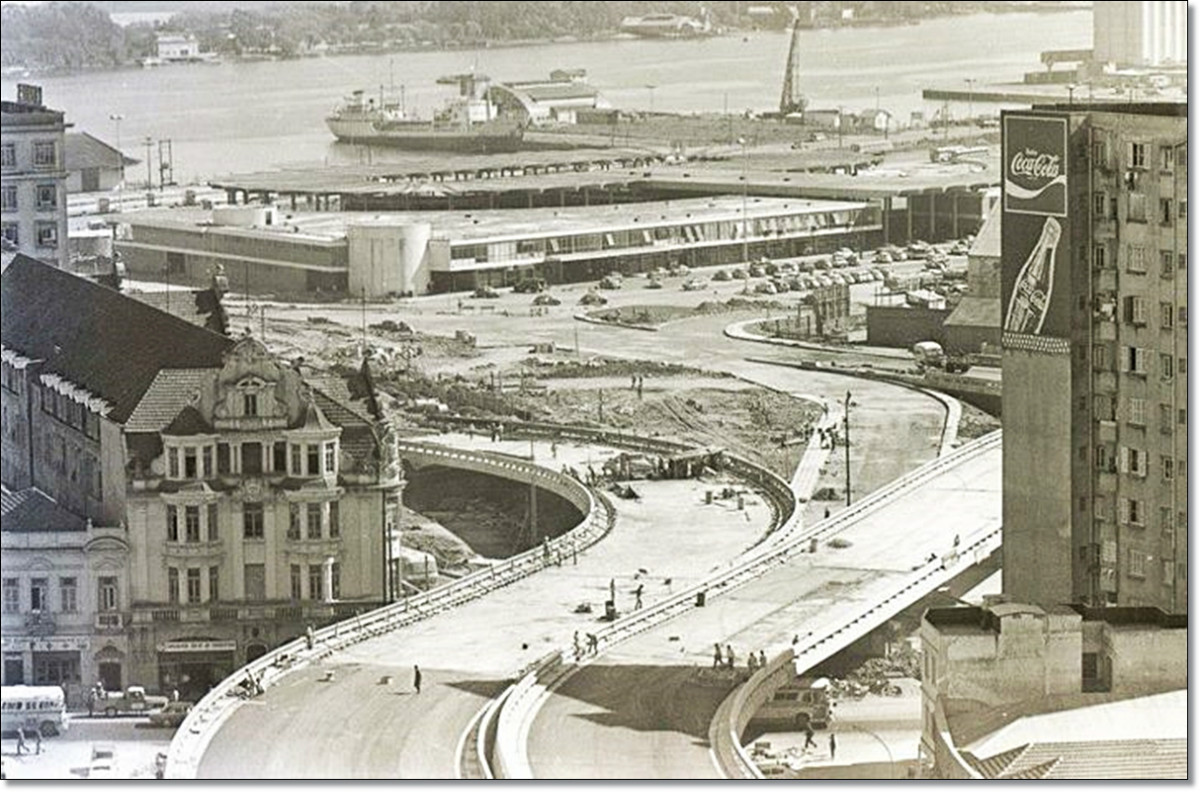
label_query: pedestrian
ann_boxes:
[758,649,766,668]
[87,687,96,717]
[587,633,599,654]
[747,653,758,672]
[631,374,637,390]
[953,533,961,548]
[829,732,837,760]
[725,644,735,669]
[172,688,180,702]
[15,727,26,756]
[413,664,422,694]
[634,584,644,610]
[550,439,558,458]
[573,631,582,659]
[804,725,817,750]
[34,728,41,755]
[306,624,315,651]
[824,507,831,520]
[713,643,723,669]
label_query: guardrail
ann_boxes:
[490,430,1001,778]
[165,439,610,779]
[710,648,798,779]
[491,650,563,779]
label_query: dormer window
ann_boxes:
[243,393,258,417]
[235,376,268,419]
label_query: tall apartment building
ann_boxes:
[1,84,69,269]
[1001,103,1187,614]
[1,257,403,703]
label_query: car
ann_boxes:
[532,293,561,306]
[754,281,778,295]
[578,290,608,306]
[89,744,117,779]
[813,258,832,271]
[747,264,765,277]
[147,701,193,729]
[712,268,731,281]
[512,278,546,294]
[472,286,499,299]
[950,241,970,255]
[796,259,814,273]
[599,275,623,290]
[645,278,664,289]
[872,250,893,264]
[730,268,748,279]
[681,277,708,291]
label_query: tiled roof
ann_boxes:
[299,400,337,432]
[125,369,211,433]
[1,256,234,423]
[0,486,88,533]
[310,385,378,466]
[127,290,212,329]
[65,131,138,172]
[969,740,1188,780]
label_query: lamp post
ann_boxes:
[737,136,749,265]
[963,78,976,125]
[843,390,852,507]
[109,114,124,209]
[1066,83,1077,107]
[849,723,897,777]
[143,137,153,190]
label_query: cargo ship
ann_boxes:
[619,12,712,38]
[325,75,525,153]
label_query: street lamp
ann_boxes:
[1066,83,1077,107]
[963,79,976,125]
[109,114,124,209]
[848,723,896,777]
[737,136,749,265]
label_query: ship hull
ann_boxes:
[326,116,525,153]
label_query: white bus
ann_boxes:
[1,685,70,736]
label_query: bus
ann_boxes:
[1,685,70,737]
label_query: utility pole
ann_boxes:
[738,137,749,265]
[109,114,124,210]
[843,391,852,506]
[143,137,153,189]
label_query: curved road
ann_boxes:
[196,286,949,778]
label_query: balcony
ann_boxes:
[24,611,55,635]
[94,611,125,631]
[161,540,226,560]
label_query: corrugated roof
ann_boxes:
[0,486,88,533]
[65,131,138,172]
[125,369,210,433]
[1,256,234,423]
[970,740,1187,780]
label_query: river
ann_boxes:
[2,9,1091,184]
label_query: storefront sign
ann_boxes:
[1,636,90,652]
[156,640,237,653]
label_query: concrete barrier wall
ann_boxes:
[165,440,601,779]
[710,648,798,779]
[491,651,563,779]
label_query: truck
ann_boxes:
[96,686,169,717]
[912,341,972,374]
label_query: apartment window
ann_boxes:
[59,577,77,613]
[1121,446,1147,478]
[1162,559,1175,585]
[202,446,213,478]
[168,568,180,604]
[1159,198,1173,225]
[1161,251,1174,278]
[307,502,322,539]
[290,444,302,475]
[290,564,302,600]
[1129,142,1146,169]
[1119,497,1143,526]
[1095,445,1114,472]
[243,393,258,417]
[35,222,56,247]
[1179,307,1187,326]
[207,503,219,541]
[184,447,197,478]
[185,505,201,542]
[0,143,14,168]
[1162,456,1174,481]
[33,141,56,168]
[3,578,18,613]
[1123,296,1147,326]
[1179,200,1186,219]
[288,503,301,540]
[168,448,180,478]
[1092,191,1106,216]
[241,442,262,475]
[1127,398,1146,426]
[186,568,202,604]
[331,562,340,600]
[167,505,179,542]
[1127,549,1146,578]
[1,184,15,211]
[1094,395,1115,422]
[1160,403,1173,433]
[1093,244,1107,270]
[217,443,231,474]
[1127,192,1147,222]
[29,578,48,612]
[329,501,339,538]
[35,183,56,210]
[1161,303,1173,329]
[243,502,264,539]
[1179,253,1187,271]
[1125,347,1147,374]
[308,564,323,601]
[1092,345,1110,370]
[1179,408,1187,426]
[273,441,287,472]
[1,222,17,246]
[1160,353,1174,381]
[1161,506,1173,535]
[1125,244,1146,273]
[1160,145,1175,171]
[307,445,320,476]
[98,577,118,611]
[208,567,219,602]
[324,442,336,474]
[244,564,265,601]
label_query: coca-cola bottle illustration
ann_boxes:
[1004,216,1062,335]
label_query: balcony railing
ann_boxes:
[95,611,125,631]
[162,540,226,559]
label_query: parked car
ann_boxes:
[747,263,766,277]
[712,268,732,281]
[97,686,169,717]
[950,240,970,255]
[532,293,561,306]
[872,250,893,264]
[681,277,708,291]
[645,277,664,289]
[472,286,500,299]
[730,268,749,280]
[754,281,778,295]
[147,701,193,729]
[578,290,608,306]
[813,257,832,271]
[512,278,546,294]
[599,275,623,290]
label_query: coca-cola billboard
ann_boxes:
[1001,111,1073,341]
[1003,114,1068,217]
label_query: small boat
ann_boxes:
[325,75,525,153]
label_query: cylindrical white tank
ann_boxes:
[347,219,432,298]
